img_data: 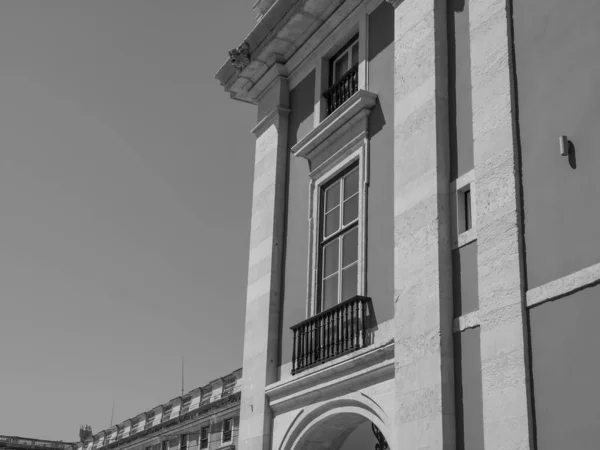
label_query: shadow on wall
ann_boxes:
[368,99,385,138]
[568,140,577,169]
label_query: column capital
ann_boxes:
[251,106,291,137]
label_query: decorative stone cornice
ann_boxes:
[290,90,377,162]
[214,0,347,104]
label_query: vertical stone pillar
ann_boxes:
[238,76,289,450]
[388,0,455,449]
[469,1,533,449]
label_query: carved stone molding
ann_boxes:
[228,41,251,73]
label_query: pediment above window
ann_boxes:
[290,89,377,167]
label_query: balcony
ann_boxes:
[323,65,359,116]
[291,295,371,375]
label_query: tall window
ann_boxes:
[222,419,233,443]
[180,435,187,450]
[330,36,359,85]
[200,427,209,449]
[318,165,359,313]
[162,441,168,450]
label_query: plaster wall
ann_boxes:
[451,241,478,317]
[365,1,395,325]
[513,0,600,289]
[287,71,315,148]
[529,284,600,449]
[279,154,310,369]
[453,328,483,450]
[447,0,474,181]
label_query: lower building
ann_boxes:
[74,369,242,450]
[0,436,75,450]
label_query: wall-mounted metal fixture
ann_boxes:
[559,135,570,156]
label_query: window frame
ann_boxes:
[180,435,187,450]
[221,418,233,444]
[200,426,209,450]
[221,377,235,398]
[317,163,360,313]
[181,396,192,413]
[306,137,369,318]
[145,412,155,429]
[200,387,212,406]
[162,405,172,422]
[329,34,359,87]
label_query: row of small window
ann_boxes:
[144,419,234,450]
[92,379,237,447]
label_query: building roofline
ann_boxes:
[79,368,242,446]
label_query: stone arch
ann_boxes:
[279,393,392,450]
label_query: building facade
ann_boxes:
[73,370,242,450]
[215,0,600,450]
[0,436,75,450]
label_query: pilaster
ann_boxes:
[389,0,455,449]
[238,76,290,450]
[469,0,534,448]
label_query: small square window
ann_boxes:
[181,396,191,414]
[200,388,212,405]
[162,406,172,422]
[145,412,155,429]
[456,183,474,235]
[222,377,235,397]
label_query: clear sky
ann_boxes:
[0,0,256,441]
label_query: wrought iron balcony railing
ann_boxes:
[291,295,371,374]
[323,65,359,116]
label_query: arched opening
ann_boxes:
[290,412,389,450]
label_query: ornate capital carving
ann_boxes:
[228,41,251,73]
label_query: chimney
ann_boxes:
[79,426,93,442]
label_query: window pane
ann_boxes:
[334,54,348,81]
[341,264,358,301]
[322,274,338,311]
[323,240,339,277]
[351,42,359,67]
[324,207,340,236]
[344,169,359,199]
[342,228,358,267]
[325,181,340,211]
[343,195,359,225]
